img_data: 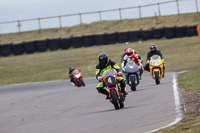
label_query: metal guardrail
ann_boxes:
[0,0,199,33]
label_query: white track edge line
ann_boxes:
[146,73,184,133]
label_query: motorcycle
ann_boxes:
[70,69,85,87]
[149,55,164,85]
[124,61,140,91]
[102,68,125,110]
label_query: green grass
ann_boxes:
[178,69,200,91]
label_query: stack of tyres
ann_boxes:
[141,30,153,41]
[94,34,106,45]
[12,43,24,55]
[164,27,176,39]
[0,44,12,57]
[23,41,36,54]
[105,32,118,44]
[71,36,83,48]
[48,38,60,51]
[152,28,164,39]
[186,25,197,37]
[129,31,141,42]
[83,35,94,47]
[36,40,48,52]
[118,31,129,43]
[60,38,72,49]
[175,26,186,38]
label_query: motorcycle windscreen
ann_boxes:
[125,61,139,73]
[72,69,78,74]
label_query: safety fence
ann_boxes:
[0,25,197,57]
[0,0,199,34]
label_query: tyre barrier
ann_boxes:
[175,26,186,38]
[105,32,118,44]
[12,43,24,55]
[71,36,83,48]
[141,30,153,41]
[83,35,95,47]
[152,28,164,39]
[60,38,72,49]
[129,31,141,42]
[186,25,197,37]
[0,44,12,57]
[164,27,176,39]
[35,40,48,52]
[23,41,36,54]
[94,34,106,45]
[48,38,60,51]
[118,31,129,43]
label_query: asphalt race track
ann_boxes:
[0,72,182,133]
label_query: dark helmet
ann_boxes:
[98,53,108,66]
[125,47,130,51]
[150,44,157,52]
[69,66,74,71]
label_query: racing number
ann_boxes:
[108,77,112,83]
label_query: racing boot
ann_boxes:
[102,90,110,100]
[121,86,128,96]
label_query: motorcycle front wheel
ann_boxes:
[110,89,120,110]
[130,76,136,91]
[155,71,160,85]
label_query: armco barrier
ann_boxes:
[71,36,83,48]
[186,25,197,37]
[0,44,12,57]
[12,43,24,55]
[35,40,48,52]
[118,31,129,43]
[94,34,106,45]
[175,26,186,38]
[23,41,36,54]
[141,30,153,41]
[164,27,176,39]
[152,28,164,39]
[129,31,141,42]
[60,38,71,49]
[83,35,95,47]
[105,32,118,44]
[48,38,60,51]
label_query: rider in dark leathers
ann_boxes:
[144,44,165,77]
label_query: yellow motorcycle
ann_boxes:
[149,55,164,85]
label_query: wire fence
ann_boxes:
[0,0,199,34]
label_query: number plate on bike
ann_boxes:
[105,76,116,85]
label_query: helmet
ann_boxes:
[125,47,130,51]
[150,44,157,52]
[98,53,108,66]
[126,48,134,57]
[69,66,74,71]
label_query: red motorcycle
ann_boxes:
[70,69,85,87]
[102,68,125,110]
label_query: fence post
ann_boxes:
[157,3,161,16]
[176,0,180,15]
[99,11,102,21]
[119,8,122,20]
[59,16,62,28]
[195,0,199,13]
[79,13,82,25]
[17,20,21,33]
[139,6,142,19]
[38,18,41,30]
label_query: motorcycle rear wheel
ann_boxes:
[110,89,120,110]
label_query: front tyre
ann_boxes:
[130,76,136,91]
[110,89,120,110]
[155,71,160,85]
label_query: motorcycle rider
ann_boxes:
[121,47,143,63]
[144,44,165,77]
[96,53,128,99]
[69,66,76,86]
[121,48,143,79]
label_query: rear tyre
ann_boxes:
[155,71,160,85]
[130,76,136,91]
[110,89,120,110]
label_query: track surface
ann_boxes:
[0,72,178,133]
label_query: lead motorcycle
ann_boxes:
[124,61,140,91]
[70,69,85,87]
[102,68,125,110]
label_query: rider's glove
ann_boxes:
[98,76,102,82]
[118,71,123,76]
[138,66,141,69]
[162,59,165,63]
[147,60,149,63]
